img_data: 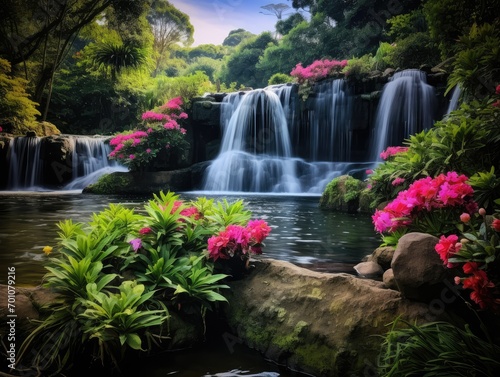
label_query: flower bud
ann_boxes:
[478,208,486,216]
[459,213,471,223]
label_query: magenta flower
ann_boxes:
[129,238,142,252]
[129,154,135,160]
[380,146,409,160]
[391,177,405,186]
[139,227,152,235]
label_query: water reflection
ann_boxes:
[0,191,379,286]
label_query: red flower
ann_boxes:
[492,218,500,232]
[139,227,152,235]
[496,84,500,95]
[462,261,480,274]
[435,234,460,267]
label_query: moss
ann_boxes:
[294,343,337,375]
[319,175,364,213]
[84,172,132,194]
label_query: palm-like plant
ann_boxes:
[92,41,146,80]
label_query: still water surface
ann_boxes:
[0,191,379,286]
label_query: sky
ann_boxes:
[169,0,292,46]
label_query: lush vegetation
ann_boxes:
[3,0,498,136]
[18,192,271,375]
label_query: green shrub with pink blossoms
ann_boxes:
[109,97,189,171]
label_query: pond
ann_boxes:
[0,190,380,376]
[0,191,380,287]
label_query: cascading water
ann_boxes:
[446,85,461,115]
[5,135,124,190]
[7,136,43,189]
[307,79,353,161]
[64,137,126,190]
[203,84,360,193]
[369,69,436,161]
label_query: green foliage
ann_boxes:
[220,32,277,88]
[373,43,395,71]
[468,167,500,213]
[0,58,40,134]
[91,41,147,80]
[268,73,292,85]
[320,175,363,211]
[344,55,375,80]
[182,57,222,82]
[222,29,255,47]
[379,319,500,376]
[423,0,499,59]
[19,192,265,374]
[446,23,500,98]
[368,100,500,207]
[388,32,440,69]
[386,10,427,40]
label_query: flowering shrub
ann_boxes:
[22,191,271,374]
[492,84,500,108]
[380,146,408,160]
[435,203,500,314]
[372,172,477,242]
[108,97,189,171]
[207,220,272,261]
[290,59,348,84]
[290,59,348,100]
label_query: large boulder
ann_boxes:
[391,232,449,301]
[224,259,448,377]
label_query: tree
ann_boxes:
[276,12,305,36]
[222,29,255,47]
[147,0,194,76]
[0,58,40,133]
[260,3,292,20]
[0,0,150,120]
[220,33,277,88]
[92,41,147,80]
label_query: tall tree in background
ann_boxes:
[147,0,194,76]
[0,0,149,120]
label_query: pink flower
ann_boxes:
[147,127,153,133]
[180,206,200,220]
[372,209,394,233]
[454,276,462,285]
[129,154,135,160]
[380,146,409,160]
[496,84,500,95]
[479,208,486,216]
[146,148,151,154]
[139,227,152,235]
[391,177,405,186]
[142,111,166,122]
[178,112,188,119]
[246,220,271,244]
[493,100,500,108]
[435,234,460,268]
[365,169,373,175]
[0,126,3,132]
[164,97,183,110]
[180,128,187,134]
[129,238,142,252]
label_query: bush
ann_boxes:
[18,191,271,375]
[0,58,40,134]
[320,175,364,213]
[267,73,292,86]
[388,32,440,69]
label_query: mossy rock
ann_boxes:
[319,175,367,213]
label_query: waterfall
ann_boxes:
[63,136,125,190]
[369,70,436,161]
[7,136,43,189]
[5,135,123,190]
[202,85,366,193]
[307,79,353,161]
[446,85,461,115]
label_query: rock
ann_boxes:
[83,169,193,195]
[383,68,395,77]
[224,259,446,377]
[383,268,397,290]
[391,232,449,301]
[353,261,384,277]
[367,246,395,270]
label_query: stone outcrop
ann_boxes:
[391,232,450,301]
[83,169,193,195]
[224,259,450,377]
